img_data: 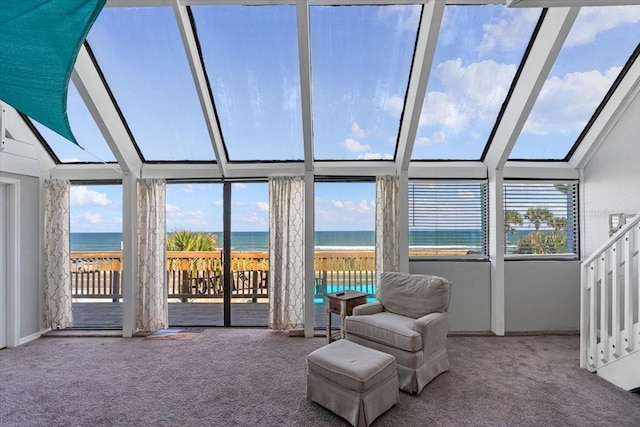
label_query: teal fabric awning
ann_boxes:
[0,0,106,145]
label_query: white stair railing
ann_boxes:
[581,215,640,373]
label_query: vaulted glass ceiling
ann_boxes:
[310,5,419,160]
[193,5,303,161]
[28,1,640,169]
[510,5,640,160]
[87,6,215,162]
[412,5,540,160]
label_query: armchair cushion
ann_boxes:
[345,312,422,352]
[377,272,451,319]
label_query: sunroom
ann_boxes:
[1,0,639,396]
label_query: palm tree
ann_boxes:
[167,229,217,251]
[167,230,220,299]
[504,210,524,235]
[524,208,554,231]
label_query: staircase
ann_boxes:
[581,215,640,391]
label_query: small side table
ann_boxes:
[326,290,368,343]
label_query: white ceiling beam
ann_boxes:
[503,161,579,180]
[483,7,579,170]
[296,0,314,172]
[409,161,487,179]
[569,53,640,169]
[396,0,446,173]
[50,163,124,181]
[72,45,142,176]
[173,1,227,177]
[141,162,223,180]
[507,0,640,7]
[315,161,396,177]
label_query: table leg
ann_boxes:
[340,300,346,340]
[326,306,331,343]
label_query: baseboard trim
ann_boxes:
[17,328,49,346]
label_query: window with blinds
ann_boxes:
[408,181,488,257]
[503,181,578,257]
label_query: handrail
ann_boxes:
[582,214,640,266]
[69,250,378,300]
[580,213,640,374]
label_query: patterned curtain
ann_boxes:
[375,175,400,275]
[136,179,168,332]
[268,176,305,331]
[44,179,73,329]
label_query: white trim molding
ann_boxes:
[0,177,21,348]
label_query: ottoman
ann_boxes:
[307,339,399,427]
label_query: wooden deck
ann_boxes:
[72,301,334,329]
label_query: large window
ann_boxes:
[314,181,376,329]
[503,181,578,257]
[69,184,123,328]
[408,181,488,257]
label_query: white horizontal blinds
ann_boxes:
[503,181,578,256]
[408,181,488,256]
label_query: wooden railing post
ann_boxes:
[252,270,258,303]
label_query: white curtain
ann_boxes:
[375,175,400,275]
[268,176,305,331]
[44,179,73,329]
[136,179,168,332]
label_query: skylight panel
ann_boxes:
[510,6,640,160]
[192,5,303,161]
[86,7,215,162]
[310,5,420,161]
[33,81,115,163]
[411,5,540,160]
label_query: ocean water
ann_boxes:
[70,231,375,251]
[69,230,500,252]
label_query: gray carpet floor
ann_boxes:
[1,330,639,426]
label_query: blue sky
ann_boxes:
[69,182,375,233]
[36,4,640,232]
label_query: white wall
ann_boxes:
[582,90,640,256]
[0,172,42,340]
[409,261,491,332]
[410,259,581,333]
[505,260,581,332]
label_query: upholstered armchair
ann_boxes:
[345,272,452,394]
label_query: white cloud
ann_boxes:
[83,212,103,224]
[415,131,447,146]
[255,201,269,212]
[332,200,344,208]
[243,213,267,226]
[417,59,517,132]
[479,8,539,53]
[166,207,207,227]
[233,183,247,190]
[378,5,421,32]
[383,95,404,118]
[70,186,111,207]
[344,138,371,153]
[351,122,367,139]
[566,6,640,48]
[214,199,223,206]
[523,67,622,136]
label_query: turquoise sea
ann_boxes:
[69,230,498,252]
